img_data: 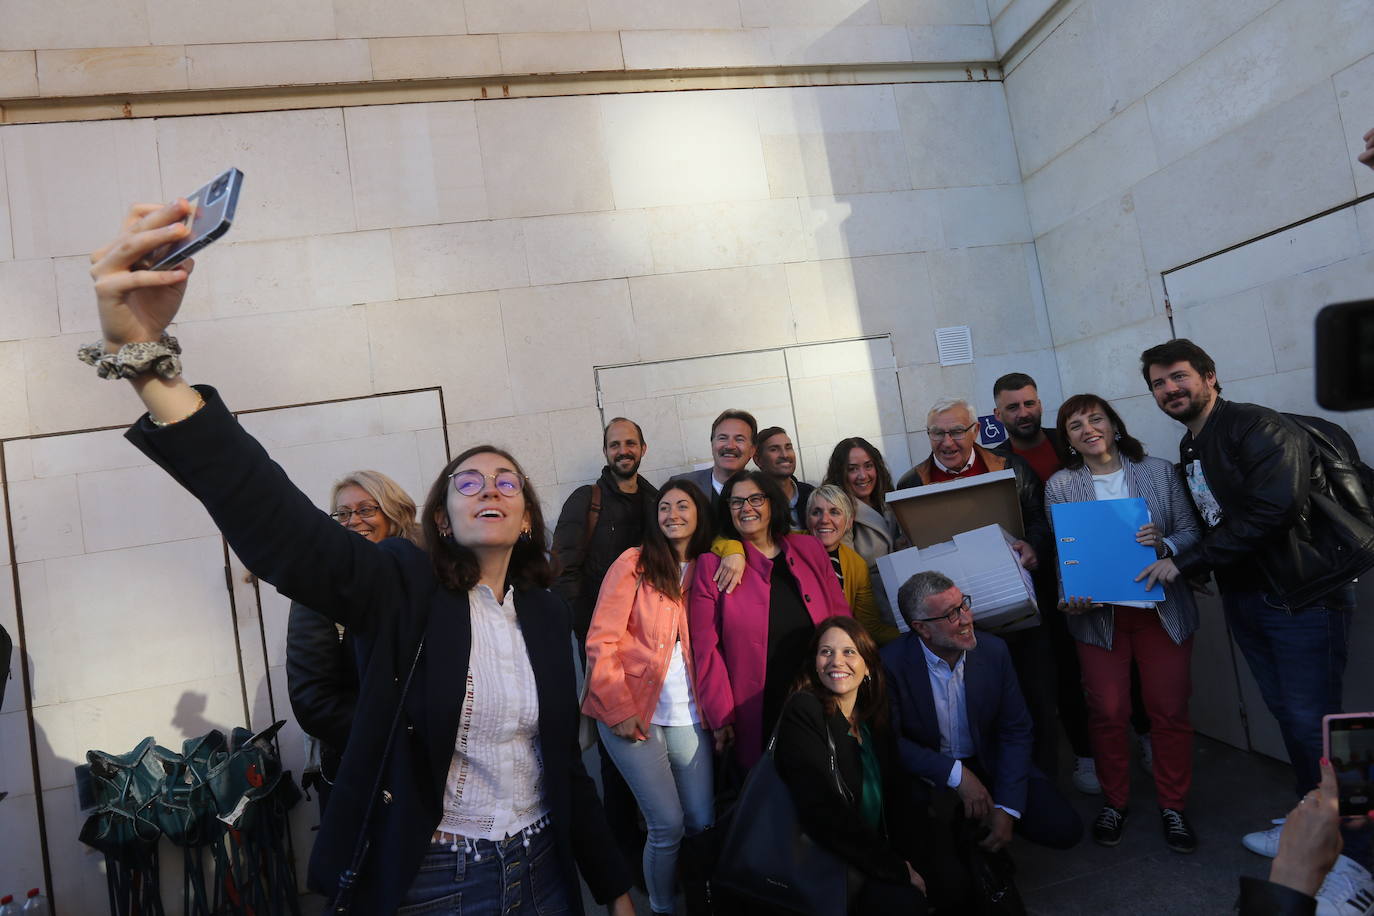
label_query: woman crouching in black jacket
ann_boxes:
[774,615,932,914]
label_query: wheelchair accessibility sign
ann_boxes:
[978,414,1007,447]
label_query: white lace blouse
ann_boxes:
[436,584,550,840]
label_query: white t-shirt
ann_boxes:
[651,563,700,726]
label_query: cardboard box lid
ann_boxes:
[885,468,1024,549]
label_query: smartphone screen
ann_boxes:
[1327,713,1374,816]
[1316,299,1374,411]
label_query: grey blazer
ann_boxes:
[1043,456,1202,650]
[668,467,720,507]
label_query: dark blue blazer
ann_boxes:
[127,388,630,916]
[880,630,1034,816]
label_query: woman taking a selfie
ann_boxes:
[583,481,716,916]
[88,200,634,915]
[690,470,851,771]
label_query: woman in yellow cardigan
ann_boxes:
[805,484,901,646]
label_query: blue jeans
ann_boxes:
[397,823,571,915]
[1223,582,1356,796]
[598,719,713,913]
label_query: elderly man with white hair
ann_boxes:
[895,396,1063,783]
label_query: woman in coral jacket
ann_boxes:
[690,470,852,771]
[583,480,716,916]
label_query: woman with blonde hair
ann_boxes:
[806,484,899,646]
[286,469,419,815]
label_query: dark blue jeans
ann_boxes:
[1223,582,1356,796]
[397,824,571,915]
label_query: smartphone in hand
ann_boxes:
[144,167,243,270]
[1324,712,1374,816]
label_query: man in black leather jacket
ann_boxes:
[1139,340,1374,864]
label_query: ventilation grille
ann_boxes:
[935,326,973,366]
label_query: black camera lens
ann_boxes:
[207,175,229,204]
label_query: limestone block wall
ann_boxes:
[0,0,996,100]
[0,78,1046,473]
[1002,0,1374,454]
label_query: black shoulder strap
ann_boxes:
[331,635,425,914]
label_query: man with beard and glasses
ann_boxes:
[551,416,659,890]
[671,409,758,508]
[1139,339,1374,905]
[753,425,813,528]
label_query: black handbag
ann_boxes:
[712,701,853,916]
[962,823,1026,916]
[330,636,425,915]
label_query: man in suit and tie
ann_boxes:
[882,570,1082,853]
[671,408,757,507]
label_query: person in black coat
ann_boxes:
[285,469,419,816]
[773,615,933,914]
[90,200,635,916]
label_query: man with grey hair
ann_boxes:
[893,397,1062,784]
[895,397,1048,562]
[881,571,1082,853]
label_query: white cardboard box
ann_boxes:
[877,523,1039,634]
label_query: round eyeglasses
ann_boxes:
[449,469,526,497]
[330,504,381,523]
[916,594,972,624]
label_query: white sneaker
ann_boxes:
[1072,756,1102,795]
[1241,819,1286,858]
[1138,733,1154,771]
[1316,855,1374,915]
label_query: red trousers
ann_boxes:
[1076,607,1194,810]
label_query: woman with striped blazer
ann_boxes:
[1044,393,1203,856]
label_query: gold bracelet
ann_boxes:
[150,391,206,428]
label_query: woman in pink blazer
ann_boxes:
[583,480,716,916]
[690,470,851,770]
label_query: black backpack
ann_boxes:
[1284,413,1374,530]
